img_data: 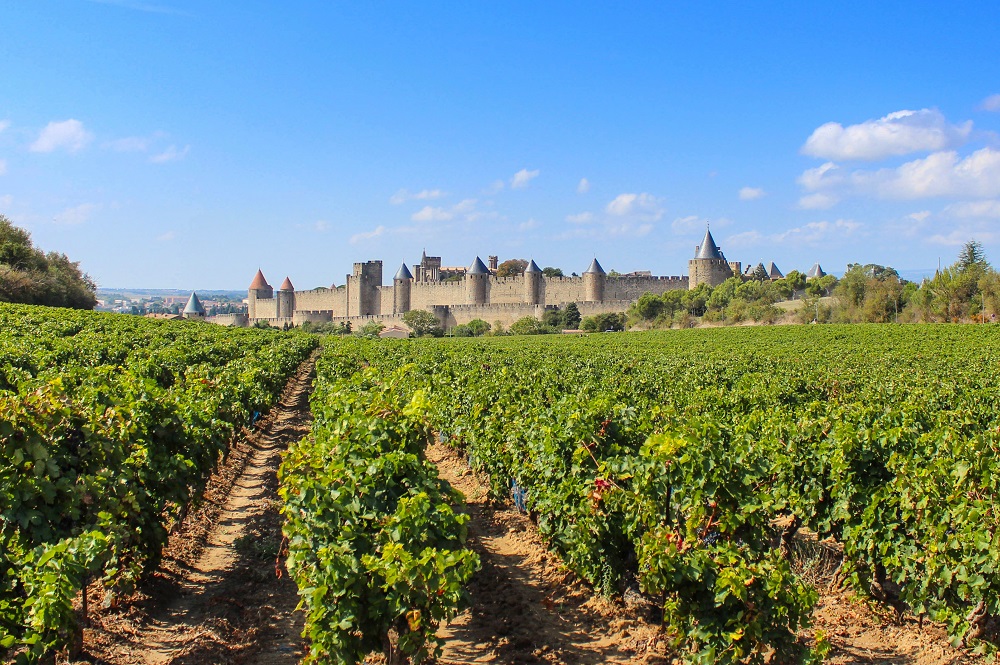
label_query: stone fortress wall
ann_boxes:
[217,227,823,331]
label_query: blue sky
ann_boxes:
[2,2,1000,288]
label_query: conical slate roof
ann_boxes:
[695,227,724,260]
[766,262,784,279]
[394,262,413,280]
[249,269,269,290]
[183,292,205,315]
[807,263,826,278]
[525,259,542,273]
[584,258,606,275]
[469,256,489,275]
[279,276,294,291]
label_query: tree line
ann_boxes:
[0,215,97,309]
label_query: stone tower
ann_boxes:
[393,262,413,315]
[183,291,206,319]
[688,226,733,288]
[524,259,542,305]
[247,269,273,319]
[466,256,489,305]
[584,258,606,302]
[277,276,296,318]
[347,261,383,317]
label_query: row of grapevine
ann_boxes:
[279,350,478,665]
[319,325,1000,662]
[0,303,318,663]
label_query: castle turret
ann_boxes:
[524,259,542,305]
[393,262,413,314]
[688,226,733,289]
[806,263,826,280]
[583,258,606,302]
[277,276,295,319]
[466,256,489,305]
[248,268,273,319]
[183,291,206,319]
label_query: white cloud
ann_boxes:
[796,147,1000,204]
[0,195,12,207]
[726,220,860,248]
[944,200,1000,219]
[87,0,192,16]
[0,121,9,134]
[156,231,175,242]
[314,220,330,232]
[518,218,538,231]
[980,94,1000,112]
[31,119,93,153]
[605,192,664,221]
[927,227,998,246]
[350,225,385,244]
[511,168,540,189]
[390,188,446,205]
[908,210,932,222]
[452,198,477,214]
[53,203,97,225]
[739,186,765,200]
[150,144,189,163]
[0,160,6,176]
[412,206,453,222]
[577,177,591,194]
[798,193,839,210]
[485,179,505,194]
[801,109,972,161]
[566,212,594,224]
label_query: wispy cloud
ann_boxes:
[944,200,1000,219]
[412,206,453,222]
[739,186,765,200]
[150,144,189,163]
[350,225,385,244]
[389,188,446,205]
[566,212,594,224]
[670,215,701,232]
[518,218,538,231]
[31,119,93,153]
[980,94,1000,112]
[605,192,664,221]
[801,109,972,161]
[86,0,192,16]
[726,219,861,247]
[577,177,591,194]
[797,147,1000,204]
[0,121,9,134]
[314,220,330,232]
[484,179,505,195]
[510,168,540,189]
[53,203,98,225]
[156,231,175,242]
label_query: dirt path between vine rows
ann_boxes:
[76,355,317,665]
[427,443,671,665]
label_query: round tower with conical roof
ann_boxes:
[523,259,542,305]
[183,291,206,319]
[583,258,606,302]
[276,276,295,319]
[393,262,413,314]
[247,269,273,319]
[466,256,489,305]
[688,225,733,289]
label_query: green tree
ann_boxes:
[542,267,563,277]
[752,264,769,281]
[509,316,550,335]
[562,302,581,329]
[957,239,989,274]
[466,319,491,336]
[402,310,443,337]
[0,215,97,309]
[783,270,807,294]
[357,320,386,338]
[496,259,528,277]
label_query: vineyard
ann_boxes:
[287,325,1000,663]
[0,303,317,663]
[3,306,999,664]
